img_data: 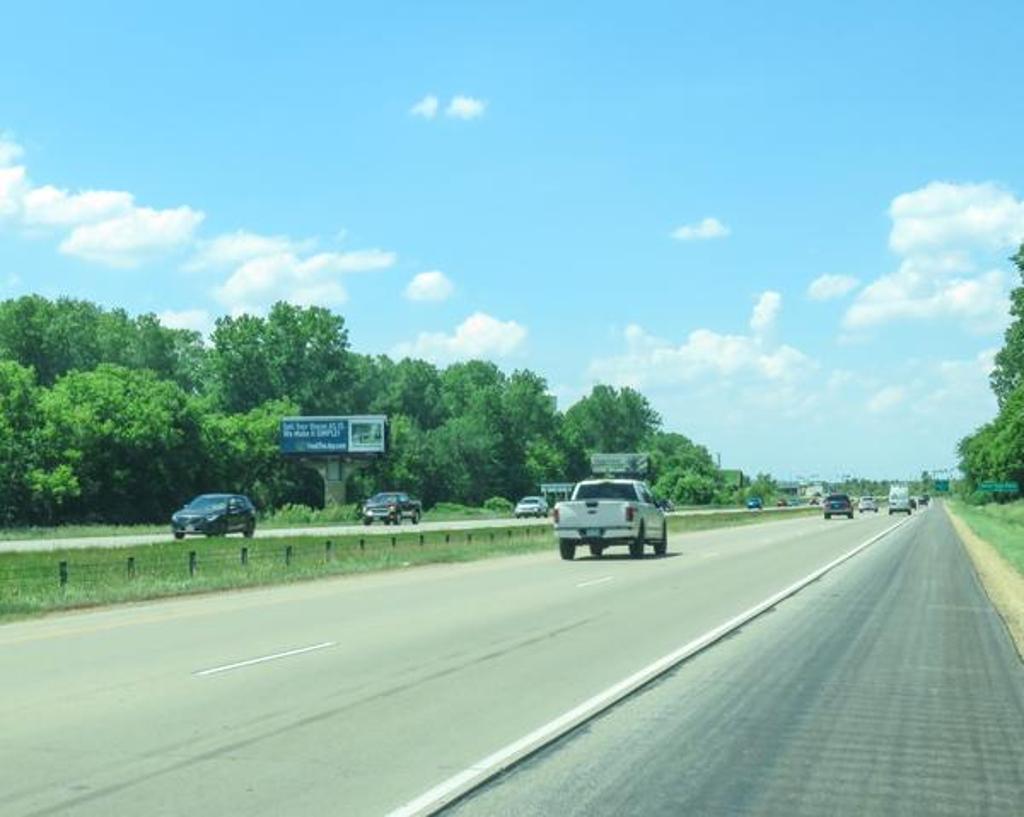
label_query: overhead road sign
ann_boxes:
[280,415,387,457]
[590,453,649,477]
[978,481,1019,494]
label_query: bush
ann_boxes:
[483,496,514,513]
[263,502,362,525]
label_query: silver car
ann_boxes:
[858,496,879,513]
[514,496,549,518]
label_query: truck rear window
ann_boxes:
[574,483,638,501]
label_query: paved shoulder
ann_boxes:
[449,508,1024,817]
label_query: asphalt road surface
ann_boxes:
[2,509,996,816]
[448,506,1024,817]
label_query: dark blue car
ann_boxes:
[746,496,764,510]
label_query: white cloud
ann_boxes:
[158,308,213,335]
[21,185,134,226]
[185,230,310,271]
[808,274,860,301]
[59,205,205,268]
[844,181,1021,333]
[0,165,27,216]
[866,385,906,414]
[671,217,730,241]
[394,312,527,363]
[889,181,1024,255]
[410,95,440,119]
[0,136,23,166]
[589,320,812,391]
[404,270,454,302]
[214,248,396,314]
[750,291,781,334]
[446,96,486,119]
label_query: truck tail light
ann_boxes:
[553,508,560,524]
[625,506,636,523]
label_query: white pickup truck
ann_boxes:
[553,479,668,560]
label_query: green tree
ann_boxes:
[563,385,661,455]
[991,244,1024,405]
[0,361,41,524]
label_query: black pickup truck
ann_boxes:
[362,492,422,525]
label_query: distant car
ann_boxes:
[514,496,549,518]
[362,492,422,525]
[655,498,675,512]
[808,497,821,506]
[824,493,853,519]
[746,497,764,510]
[889,485,912,515]
[858,496,879,513]
[776,498,789,507]
[910,497,918,510]
[919,494,930,506]
[172,494,256,539]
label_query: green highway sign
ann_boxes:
[979,481,1020,494]
[933,479,950,493]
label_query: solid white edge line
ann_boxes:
[576,576,613,588]
[194,641,335,676]
[385,514,916,817]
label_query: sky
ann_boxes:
[2,0,1023,482]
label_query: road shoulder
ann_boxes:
[945,503,1024,658]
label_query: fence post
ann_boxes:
[188,551,197,578]
[391,536,396,548]
[59,560,68,589]
[445,533,450,544]
[241,546,248,566]
[326,540,334,562]
[285,545,293,566]
[127,556,136,579]
[359,538,365,551]
[468,532,473,544]
[419,533,424,546]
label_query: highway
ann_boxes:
[2,507,1018,816]
[449,506,1024,816]
[0,505,805,553]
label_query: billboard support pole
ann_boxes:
[308,458,370,507]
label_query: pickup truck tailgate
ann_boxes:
[556,500,633,534]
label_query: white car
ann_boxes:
[553,479,667,560]
[858,496,879,513]
[514,496,549,518]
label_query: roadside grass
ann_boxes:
[0,524,556,621]
[947,500,1024,575]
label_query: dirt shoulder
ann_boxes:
[945,503,1024,659]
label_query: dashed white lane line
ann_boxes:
[194,641,335,677]
[576,576,614,589]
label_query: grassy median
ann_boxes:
[0,507,824,621]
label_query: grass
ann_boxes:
[947,500,1024,575]
[0,524,556,621]
[667,506,821,533]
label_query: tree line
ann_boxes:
[0,296,745,526]
[958,243,1024,499]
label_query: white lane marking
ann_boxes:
[194,641,335,677]
[576,576,613,589]
[385,515,916,817]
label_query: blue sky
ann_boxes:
[2,1,1023,481]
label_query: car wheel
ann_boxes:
[363,518,372,526]
[654,523,668,557]
[825,514,831,520]
[589,544,603,558]
[412,512,420,525]
[559,539,576,560]
[847,513,853,520]
[629,526,645,559]
[173,532,185,540]
[244,523,255,538]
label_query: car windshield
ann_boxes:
[370,493,399,503]
[519,497,541,504]
[575,483,637,501]
[186,496,227,511]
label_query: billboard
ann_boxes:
[280,415,387,457]
[590,453,649,476]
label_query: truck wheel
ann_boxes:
[173,532,185,540]
[412,511,420,525]
[559,539,576,561]
[588,544,603,558]
[654,523,668,557]
[364,518,372,526]
[629,526,645,559]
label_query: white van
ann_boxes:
[888,484,912,515]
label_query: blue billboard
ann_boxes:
[280,415,387,456]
